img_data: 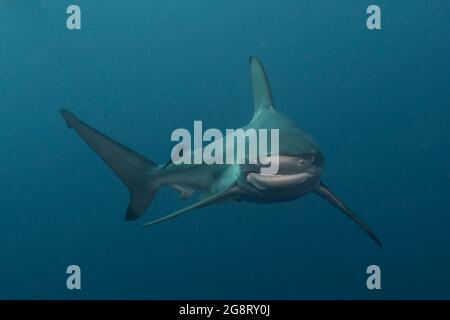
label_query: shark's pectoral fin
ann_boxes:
[142,184,234,227]
[315,182,382,247]
[249,56,274,118]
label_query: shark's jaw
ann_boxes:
[246,172,316,190]
[233,154,324,202]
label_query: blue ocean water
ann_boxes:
[0,0,449,299]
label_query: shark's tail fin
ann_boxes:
[60,109,159,220]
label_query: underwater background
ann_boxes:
[0,0,449,299]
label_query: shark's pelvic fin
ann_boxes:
[60,109,159,221]
[173,184,196,200]
[315,182,382,247]
[249,56,274,118]
[142,185,234,227]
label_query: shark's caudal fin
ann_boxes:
[315,182,382,247]
[249,56,274,118]
[60,109,159,220]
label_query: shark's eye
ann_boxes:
[310,153,324,166]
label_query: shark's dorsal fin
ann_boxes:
[249,56,274,118]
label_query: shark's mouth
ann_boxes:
[246,172,314,190]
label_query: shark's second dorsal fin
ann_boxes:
[249,56,274,118]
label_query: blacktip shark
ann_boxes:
[60,57,382,247]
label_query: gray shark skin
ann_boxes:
[60,57,382,247]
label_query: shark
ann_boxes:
[60,56,381,247]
